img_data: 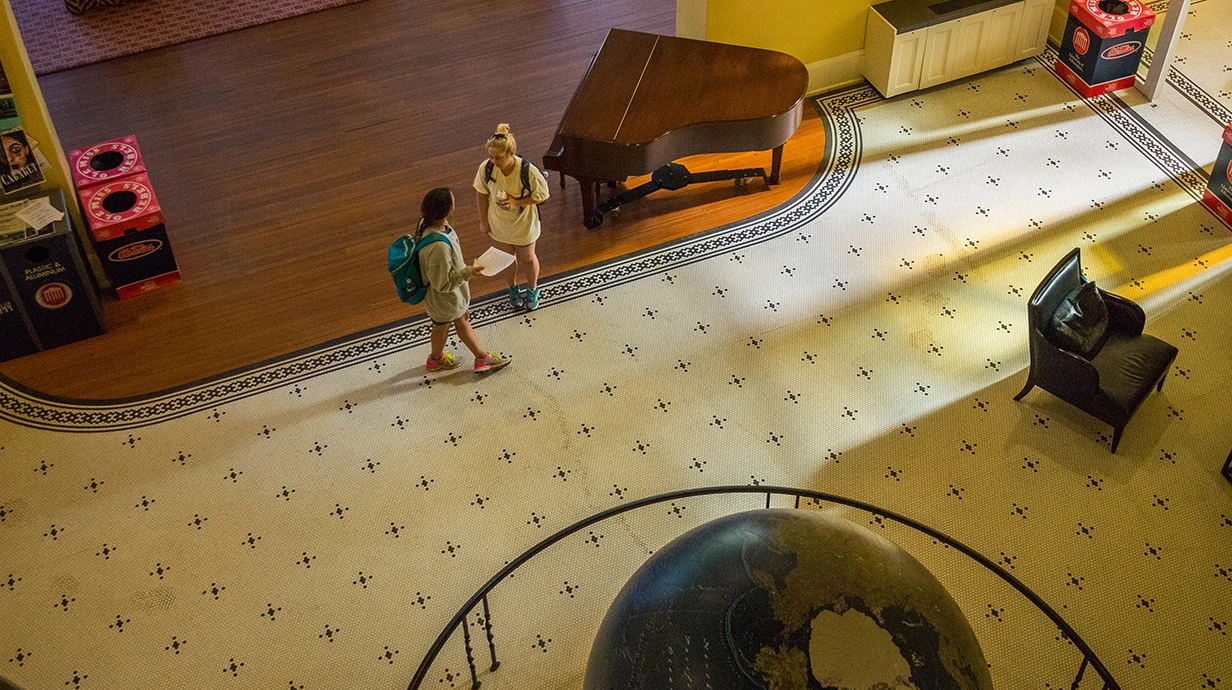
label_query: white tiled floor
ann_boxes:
[2,33,1232,690]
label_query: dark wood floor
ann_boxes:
[1,0,827,400]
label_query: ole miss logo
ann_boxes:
[74,141,139,180]
[1073,28,1090,55]
[109,240,162,262]
[1102,42,1141,59]
[88,180,153,222]
[35,282,73,309]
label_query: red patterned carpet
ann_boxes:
[12,0,365,75]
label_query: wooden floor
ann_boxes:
[2,0,827,401]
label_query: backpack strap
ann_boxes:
[486,158,538,202]
[518,157,535,199]
[416,232,451,251]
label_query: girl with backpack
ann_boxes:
[474,123,550,310]
[415,187,511,373]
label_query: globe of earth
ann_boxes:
[583,509,993,690]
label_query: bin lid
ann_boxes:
[69,135,146,189]
[78,173,164,241]
[1069,0,1155,38]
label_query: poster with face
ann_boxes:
[1,127,44,194]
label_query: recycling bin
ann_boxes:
[78,173,181,299]
[0,188,106,361]
[69,135,147,190]
[0,268,38,362]
[1201,123,1232,225]
[1055,0,1154,98]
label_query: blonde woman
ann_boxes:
[474,124,550,310]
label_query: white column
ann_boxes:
[1138,0,1190,100]
[676,0,707,39]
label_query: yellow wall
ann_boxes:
[1049,0,1071,43]
[703,0,1074,66]
[705,0,871,65]
[0,0,87,239]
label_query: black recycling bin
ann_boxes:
[0,188,105,362]
[0,269,38,361]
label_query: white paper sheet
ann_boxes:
[16,196,63,230]
[474,246,515,276]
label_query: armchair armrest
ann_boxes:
[1032,329,1101,401]
[1099,289,1145,336]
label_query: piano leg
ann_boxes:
[769,145,784,185]
[580,177,602,229]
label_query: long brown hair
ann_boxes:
[415,187,453,240]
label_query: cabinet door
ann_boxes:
[920,21,959,89]
[951,10,993,79]
[888,30,929,96]
[1016,0,1051,59]
[864,9,926,98]
[981,3,1023,71]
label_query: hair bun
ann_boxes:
[496,123,511,134]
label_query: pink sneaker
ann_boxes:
[473,352,511,373]
[426,352,460,371]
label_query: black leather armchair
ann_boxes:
[1015,248,1178,453]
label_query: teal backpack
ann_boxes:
[388,232,451,305]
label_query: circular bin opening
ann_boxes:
[24,246,49,263]
[101,191,138,215]
[88,151,125,172]
[1097,0,1130,14]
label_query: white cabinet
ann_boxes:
[864,0,1049,98]
[864,9,930,98]
[981,3,1024,73]
[950,7,994,78]
[1015,0,1052,60]
[919,20,959,89]
[888,31,930,96]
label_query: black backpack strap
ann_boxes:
[484,160,495,185]
[518,157,534,199]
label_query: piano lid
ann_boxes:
[558,29,810,148]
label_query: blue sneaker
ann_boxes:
[507,286,524,308]
[526,288,540,311]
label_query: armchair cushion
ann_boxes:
[1049,281,1109,359]
[1090,331,1177,419]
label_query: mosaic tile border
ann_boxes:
[0,46,1219,432]
[0,90,869,432]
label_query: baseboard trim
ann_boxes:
[805,50,867,95]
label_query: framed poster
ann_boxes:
[2,127,44,194]
[0,61,44,195]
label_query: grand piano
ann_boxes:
[543,29,810,229]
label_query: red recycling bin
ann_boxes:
[1202,124,1232,226]
[78,173,181,299]
[1055,0,1154,98]
[69,135,147,190]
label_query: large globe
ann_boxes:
[583,509,993,690]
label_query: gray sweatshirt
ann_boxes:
[419,224,474,324]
